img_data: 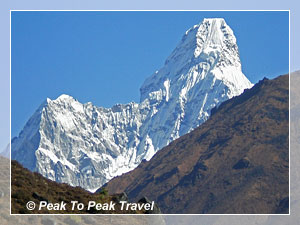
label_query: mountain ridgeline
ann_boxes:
[11,18,253,192]
[103,74,289,214]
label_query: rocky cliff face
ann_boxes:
[11,18,252,192]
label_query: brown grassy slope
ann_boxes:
[104,74,289,214]
[2,155,163,224]
[11,160,148,214]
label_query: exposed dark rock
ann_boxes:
[138,196,162,214]
[32,192,48,202]
[112,192,129,203]
[233,158,250,170]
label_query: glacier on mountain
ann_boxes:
[12,18,253,191]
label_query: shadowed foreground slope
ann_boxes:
[11,160,160,215]
[1,156,165,224]
[104,74,289,214]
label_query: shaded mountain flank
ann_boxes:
[11,160,161,214]
[103,74,289,214]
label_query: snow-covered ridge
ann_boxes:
[12,18,253,191]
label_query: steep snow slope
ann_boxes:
[12,18,253,191]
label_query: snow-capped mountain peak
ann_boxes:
[140,18,251,102]
[54,94,74,101]
[12,18,253,192]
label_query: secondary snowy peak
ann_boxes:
[12,18,253,192]
[52,94,74,101]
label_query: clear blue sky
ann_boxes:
[11,11,289,138]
